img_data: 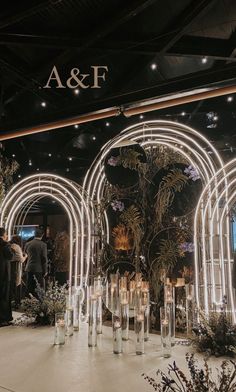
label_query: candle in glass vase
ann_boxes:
[121,291,129,341]
[160,307,171,358]
[54,313,65,345]
[135,312,145,355]
[129,281,136,308]
[110,274,119,312]
[113,314,122,354]
[120,276,127,292]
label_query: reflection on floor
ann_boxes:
[0,316,223,392]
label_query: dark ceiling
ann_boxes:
[0,0,236,188]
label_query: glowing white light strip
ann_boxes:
[4,181,81,288]
[83,120,225,317]
[196,159,236,315]
[7,191,74,297]
[0,173,93,290]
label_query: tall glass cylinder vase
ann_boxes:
[185,283,194,336]
[121,290,129,341]
[94,277,103,334]
[65,307,74,336]
[164,284,175,347]
[141,282,150,342]
[135,312,145,355]
[110,273,119,313]
[88,289,97,347]
[73,288,81,331]
[160,306,171,358]
[112,313,122,354]
[129,281,136,311]
[54,313,65,345]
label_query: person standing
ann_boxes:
[10,235,27,308]
[0,227,14,327]
[25,228,48,297]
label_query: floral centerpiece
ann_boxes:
[21,280,67,325]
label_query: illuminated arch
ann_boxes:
[0,173,95,297]
[196,158,236,321]
[83,120,233,318]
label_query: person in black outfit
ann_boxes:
[25,228,48,297]
[0,227,14,326]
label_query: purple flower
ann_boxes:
[179,242,194,253]
[107,156,120,167]
[111,200,125,212]
[184,165,200,181]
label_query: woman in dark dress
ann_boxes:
[0,227,14,326]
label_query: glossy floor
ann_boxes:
[0,319,221,392]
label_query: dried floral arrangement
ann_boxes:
[142,353,236,391]
[192,310,236,357]
[21,280,67,325]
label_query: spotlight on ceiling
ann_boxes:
[68,157,72,161]
[181,111,186,116]
[105,122,110,127]
[41,101,46,107]
[12,154,15,158]
[227,96,233,102]
[66,168,70,172]
[36,168,39,171]
[201,57,208,64]
[74,89,80,95]
[48,153,52,157]
[74,124,79,129]
[151,63,157,70]
[29,160,32,166]
[139,115,144,119]
[92,136,96,141]
[18,174,21,178]
[213,115,218,121]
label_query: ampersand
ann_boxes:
[66,68,90,89]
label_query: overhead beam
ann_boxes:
[2,33,235,62]
[160,0,218,52]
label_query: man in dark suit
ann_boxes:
[0,227,14,326]
[25,227,48,297]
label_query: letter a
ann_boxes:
[43,66,65,88]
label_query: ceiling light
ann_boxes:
[74,124,79,129]
[41,102,46,107]
[66,168,70,172]
[139,115,144,119]
[74,89,80,95]
[92,136,96,141]
[181,111,186,116]
[201,57,207,64]
[12,154,15,158]
[48,153,52,157]
[106,122,110,127]
[227,96,233,102]
[36,168,39,171]
[213,115,218,121]
[68,157,72,161]
[29,160,32,166]
[151,63,157,70]
[18,174,21,178]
